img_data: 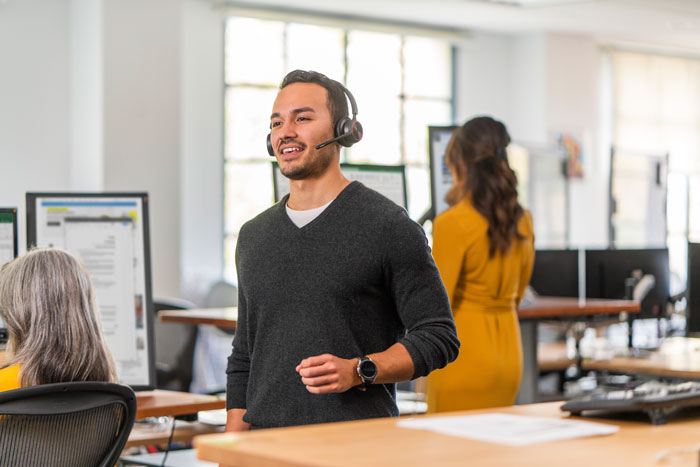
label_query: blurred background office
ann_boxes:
[2,0,700,388]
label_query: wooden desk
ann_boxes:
[135,389,225,419]
[194,401,700,467]
[583,337,700,379]
[159,307,237,328]
[126,420,223,448]
[516,297,641,404]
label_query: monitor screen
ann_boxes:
[0,208,17,343]
[687,242,700,334]
[0,208,18,267]
[428,126,457,218]
[585,248,670,318]
[529,249,579,298]
[26,193,155,390]
[272,162,408,208]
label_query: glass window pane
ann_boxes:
[345,97,401,165]
[225,18,284,85]
[406,165,431,221]
[224,161,275,236]
[404,99,452,165]
[225,87,278,160]
[286,23,345,80]
[346,31,401,97]
[404,36,451,99]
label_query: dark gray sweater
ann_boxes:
[226,181,459,428]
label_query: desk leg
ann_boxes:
[516,319,538,404]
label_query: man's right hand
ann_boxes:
[225,408,251,432]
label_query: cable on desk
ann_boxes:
[160,416,176,467]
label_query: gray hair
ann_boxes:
[0,248,117,386]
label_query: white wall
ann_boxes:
[101,0,182,298]
[180,0,225,303]
[0,0,71,252]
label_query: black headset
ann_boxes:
[266,84,363,157]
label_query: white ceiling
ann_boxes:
[222,0,700,52]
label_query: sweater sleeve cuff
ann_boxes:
[399,337,429,379]
[226,373,248,411]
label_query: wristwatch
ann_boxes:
[356,356,377,387]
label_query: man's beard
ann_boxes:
[281,146,335,180]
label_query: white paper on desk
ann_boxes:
[396,413,618,446]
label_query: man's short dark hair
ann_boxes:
[280,70,348,127]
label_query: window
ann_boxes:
[223,17,454,282]
[611,50,700,292]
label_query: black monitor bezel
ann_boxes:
[428,125,458,220]
[272,162,408,208]
[25,192,156,391]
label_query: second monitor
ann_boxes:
[272,162,408,209]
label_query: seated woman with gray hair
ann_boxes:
[0,248,116,390]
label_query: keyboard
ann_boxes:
[561,380,700,425]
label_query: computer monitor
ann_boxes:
[428,126,458,218]
[687,242,700,334]
[585,248,670,318]
[272,162,408,208]
[0,207,18,343]
[26,193,155,390]
[0,207,18,267]
[529,249,579,297]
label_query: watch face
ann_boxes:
[360,359,377,379]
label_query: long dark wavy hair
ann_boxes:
[445,116,525,258]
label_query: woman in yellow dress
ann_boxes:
[427,116,535,412]
[0,248,116,391]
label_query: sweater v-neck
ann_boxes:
[279,181,359,233]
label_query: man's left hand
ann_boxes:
[295,354,361,394]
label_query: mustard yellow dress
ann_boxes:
[0,364,21,392]
[427,199,534,412]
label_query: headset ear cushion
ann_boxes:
[266,133,275,157]
[335,117,363,147]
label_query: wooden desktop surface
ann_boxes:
[583,337,700,379]
[159,307,238,328]
[517,296,641,320]
[194,401,700,467]
[135,389,225,419]
[159,298,640,328]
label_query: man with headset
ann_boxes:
[226,70,459,430]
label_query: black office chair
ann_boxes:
[0,381,136,467]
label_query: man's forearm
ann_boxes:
[367,342,414,384]
[225,408,251,432]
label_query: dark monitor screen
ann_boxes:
[529,249,579,297]
[26,193,155,390]
[585,248,670,318]
[272,162,408,208]
[428,126,458,218]
[687,242,700,334]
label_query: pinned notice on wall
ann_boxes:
[396,413,618,446]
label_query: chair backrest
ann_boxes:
[0,381,136,467]
[204,280,237,308]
